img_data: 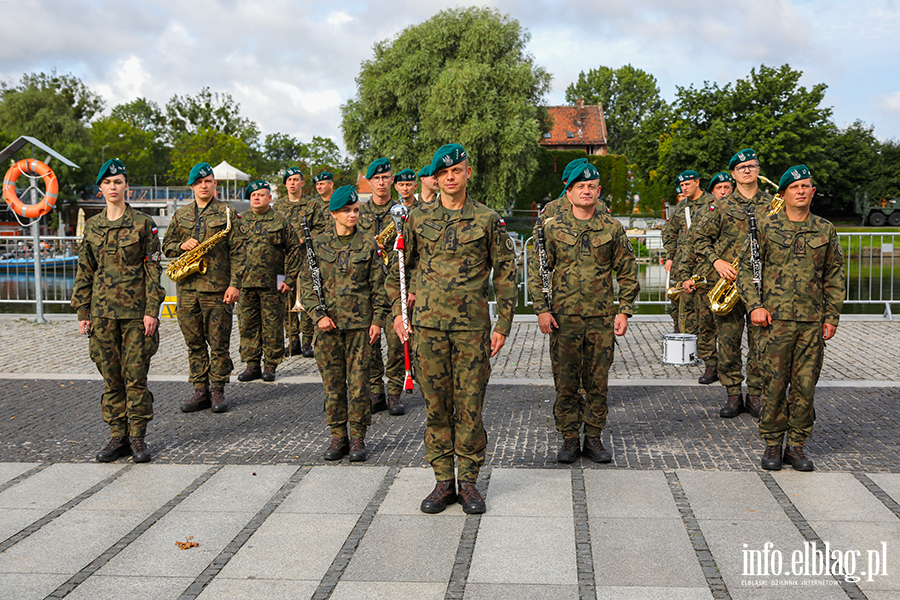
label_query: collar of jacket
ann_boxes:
[556,204,607,230]
[245,206,275,221]
[322,224,366,251]
[773,210,816,233]
[96,203,136,230]
[422,194,477,221]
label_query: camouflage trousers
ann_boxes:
[369,314,405,396]
[238,287,285,367]
[415,327,491,483]
[692,289,718,369]
[89,318,159,437]
[714,304,762,397]
[177,290,234,387]
[314,327,372,438]
[284,291,314,346]
[757,320,824,446]
[550,314,615,438]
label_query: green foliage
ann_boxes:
[168,128,252,181]
[341,6,551,210]
[514,149,630,213]
[565,64,665,155]
[90,116,170,186]
[110,98,167,140]
[164,87,259,146]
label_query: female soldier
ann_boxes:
[72,159,166,463]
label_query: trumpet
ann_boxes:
[666,274,708,302]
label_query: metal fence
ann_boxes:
[2,232,899,319]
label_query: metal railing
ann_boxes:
[2,233,899,319]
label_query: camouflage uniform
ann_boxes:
[358,196,404,397]
[663,197,703,332]
[299,225,389,438]
[237,207,302,368]
[693,188,773,398]
[71,205,166,438]
[528,208,639,439]
[737,211,844,446]
[672,191,719,368]
[162,198,245,388]
[541,195,608,220]
[386,195,517,483]
[274,196,318,348]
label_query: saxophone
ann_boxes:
[165,206,232,282]
[707,176,785,316]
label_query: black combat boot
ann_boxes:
[300,343,315,358]
[237,365,262,382]
[96,436,132,462]
[557,437,581,463]
[458,481,486,514]
[420,480,457,514]
[386,393,405,416]
[698,365,718,384]
[719,394,743,418]
[323,436,349,461]
[180,386,211,413]
[289,339,303,356]
[262,366,276,382]
[210,386,228,413]
[348,438,367,462]
[783,446,814,471]
[760,444,782,470]
[130,436,151,463]
[371,390,387,413]
[745,394,762,419]
[583,436,612,463]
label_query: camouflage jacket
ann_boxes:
[663,191,716,264]
[528,206,639,317]
[541,195,608,220]
[162,198,246,292]
[672,192,719,283]
[737,211,844,325]
[358,196,398,238]
[692,188,774,271]
[299,225,390,330]
[386,195,518,335]
[238,207,303,289]
[274,194,318,245]
[306,196,334,239]
[71,204,166,321]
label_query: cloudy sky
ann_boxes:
[2,0,899,153]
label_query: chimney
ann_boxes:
[576,98,584,110]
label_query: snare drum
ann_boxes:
[661,333,699,365]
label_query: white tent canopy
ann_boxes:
[212,161,249,200]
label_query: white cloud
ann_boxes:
[875,91,900,116]
[326,10,354,27]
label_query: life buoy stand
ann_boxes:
[3,159,59,218]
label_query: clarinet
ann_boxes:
[748,210,763,298]
[536,219,553,310]
[302,215,327,315]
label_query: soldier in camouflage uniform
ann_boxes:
[274,167,316,358]
[540,158,609,219]
[300,186,389,462]
[358,158,406,415]
[529,163,639,464]
[669,170,719,383]
[693,149,773,419]
[417,164,438,204]
[394,168,419,209]
[308,171,336,238]
[708,171,735,201]
[663,184,698,333]
[737,165,844,471]
[388,144,517,514]
[235,180,302,383]
[162,162,246,414]
[72,159,166,463]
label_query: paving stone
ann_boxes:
[0,463,38,486]
[773,472,897,522]
[463,583,579,599]
[64,575,194,600]
[805,520,900,593]
[276,465,387,514]
[197,579,319,600]
[469,516,576,585]
[75,464,208,512]
[0,463,120,509]
[483,468,572,517]
[677,470,787,521]
[594,588,713,600]
[584,470,680,519]
[330,581,446,600]
[171,465,296,513]
[0,573,69,600]
[377,467,466,516]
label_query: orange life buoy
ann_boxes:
[3,159,59,219]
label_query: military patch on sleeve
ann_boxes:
[505,236,514,252]
[623,235,634,254]
[145,251,162,263]
[151,225,158,235]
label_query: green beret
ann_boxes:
[677,170,699,183]
[244,180,271,199]
[283,166,304,184]
[707,171,734,191]
[313,171,334,183]
[778,164,811,193]
[394,169,416,182]
[561,158,589,184]
[431,143,467,173]
[329,185,359,211]
[188,162,215,186]
[417,164,433,178]
[96,159,126,185]
[729,148,758,170]
[366,158,392,179]
[676,185,683,195]
[566,163,600,189]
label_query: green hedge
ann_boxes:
[514,148,630,212]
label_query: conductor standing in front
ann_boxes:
[389,143,517,515]
[737,165,844,472]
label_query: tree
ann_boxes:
[165,87,259,146]
[168,128,252,181]
[110,98,167,140]
[91,116,170,186]
[341,6,551,209]
[565,64,665,155]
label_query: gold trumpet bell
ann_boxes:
[290,285,304,313]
